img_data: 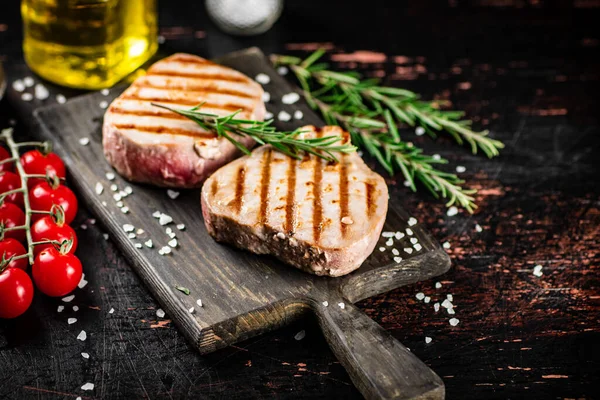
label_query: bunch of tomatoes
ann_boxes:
[0,143,82,319]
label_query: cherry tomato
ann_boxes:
[31,215,78,256]
[0,171,24,207]
[0,238,28,270]
[29,182,78,224]
[20,150,66,188]
[32,247,82,297]
[0,202,26,242]
[0,146,13,172]
[0,266,34,318]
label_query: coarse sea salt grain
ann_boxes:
[79,137,90,146]
[57,305,64,312]
[282,92,300,104]
[121,207,130,214]
[109,308,114,314]
[414,243,422,251]
[156,309,165,318]
[12,80,25,92]
[128,233,136,239]
[415,127,425,136]
[81,383,94,391]
[456,165,466,173]
[392,248,399,256]
[62,295,75,303]
[81,352,89,359]
[433,154,441,160]
[448,308,456,315]
[424,296,431,303]
[449,318,460,326]
[103,233,109,241]
[99,101,108,109]
[404,180,412,187]
[435,282,442,289]
[408,217,418,226]
[167,190,179,199]
[144,240,153,248]
[294,330,306,341]
[385,238,393,246]
[382,232,395,238]
[322,301,328,307]
[264,111,274,119]
[73,306,79,312]
[110,184,118,192]
[277,66,288,75]
[379,247,385,252]
[277,110,291,122]
[78,277,88,289]
[410,237,418,245]
[406,228,413,236]
[447,206,459,217]
[415,292,425,300]
[80,224,87,230]
[443,241,451,249]
[124,186,133,195]
[475,224,483,232]
[441,299,453,309]
[434,303,440,312]
[95,182,103,195]
[338,302,345,310]
[393,256,402,263]
[404,248,413,254]
[177,224,185,231]
[77,330,87,341]
[395,232,405,240]
[159,214,173,226]
[262,92,270,102]
[56,94,66,104]
[188,307,195,314]
[24,77,35,87]
[152,211,162,218]
[106,172,116,181]
[447,294,453,301]
[533,265,543,277]
[196,299,203,307]
[22,93,33,101]
[168,239,178,248]
[123,224,135,232]
[294,110,303,120]
[135,243,143,249]
[255,73,270,84]
[101,89,109,96]
[34,84,49,100]
[425,336,432,343]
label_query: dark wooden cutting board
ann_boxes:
[33,48,450,400]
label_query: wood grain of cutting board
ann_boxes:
[33,48,451,400]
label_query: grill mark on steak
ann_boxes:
[112,124,216,138]
[147,71,249,83]
[312,128,324,244]
[164,54,213,64]
[258,149,273,225]
[365,180,376,217]
[133,81,256,99]
[108,106,249,120]
[120,94,250,112]
[284,157,297,235]
[339,155,349,237]
[231,166,245,214]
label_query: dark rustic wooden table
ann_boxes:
[1,1,598,399]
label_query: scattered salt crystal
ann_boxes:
[135,243,143,249]
[77,278,88,289]
[157,35,165,44]
[341,216,353,225]
[322,301,328,307]
[456,165,466,173]
[80,224,87,230]
[447,206,458,217]
[161,246,172,255]
[77,330,87,341]
[294,330,306,341]
[152,211,161,218]
[393,256,402,263]
[255,73,270,84]
[34,83,49,100]
[385,238,393,246]
[101,89,109,96]
[128,233,136,239]
[414,243,422,251]
[262,92,270,102]
[425,336,432,343]
[166,227,173,234]
[435,282,442,289]
[449,318,460,326]
[264,111,274,119]
[391,248,399,256]
[118,190,128,198]
[443,241,451,249]
[415,127,426,136]
[415,292,425,300]
[62,295,75,303]
[136,228,144,235]
[159,214,173,226]
[103,233,109,241]
[404,180,412,187]
[448,308,456,315]
[406,228,413,236]
[106,172,115,181]
[73,306,79,312]
[293,110,303,120]
[121,207,129,214]
[277,111,291,122]
[12,80,25,92]
[277,66,288,75]
[188,307,195,314]
[433,154,441,160]
[408,217,418,226]
[57,305,64,312]
[441,299,453,309]
[99,100,108,109]
[144,240,153,248]
[56,94,66,104]
[282,92,300,104]
[123,224,135,232]
[81,352,89,359]
[168,239,178,248]
[95,182,104,195]
[379,247,385,252]
[23,77,34,87]
[434,303,440,312]
[110,184,118,192]
[475,224,483,232]
[101,201,107,206]
[156,309,165,318]
[382,232,395,238]
[395,232,405,240]
[108,308,114,314]
[447,294,453,301]
[168,232,176,239]
[410,237,418,244]
[196,299,203,307]
[81,382,94,391]
[176,224,185,231]
[167,190,179,199]
[338,302,345,310]
[404,248,413,254]
[22,93,33,101]
[112,193,120,202]
[424,296,431,303]
[533,265,543,277]
[124,186,133,194]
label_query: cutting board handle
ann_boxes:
[313,300,444,400]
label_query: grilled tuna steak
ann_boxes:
[103,53,266,188]
[201,126,388,277]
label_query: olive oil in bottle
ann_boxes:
[22,0,158,90]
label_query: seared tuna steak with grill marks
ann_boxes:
[201,126,389,277]
[103,53,266,188]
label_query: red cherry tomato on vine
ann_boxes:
[0,147,14,172]
[0,238,28,270]
[31,215,78,257]
[0,202,26,242]
[0,171,24,207]
[19,150,66,188]
[0,266,34,318]
[32,247,82,297]
[29,182,78,224]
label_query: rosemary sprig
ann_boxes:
[151,103,356,162]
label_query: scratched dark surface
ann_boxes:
[1,1,599,399]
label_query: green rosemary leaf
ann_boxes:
[175,286,190,295]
